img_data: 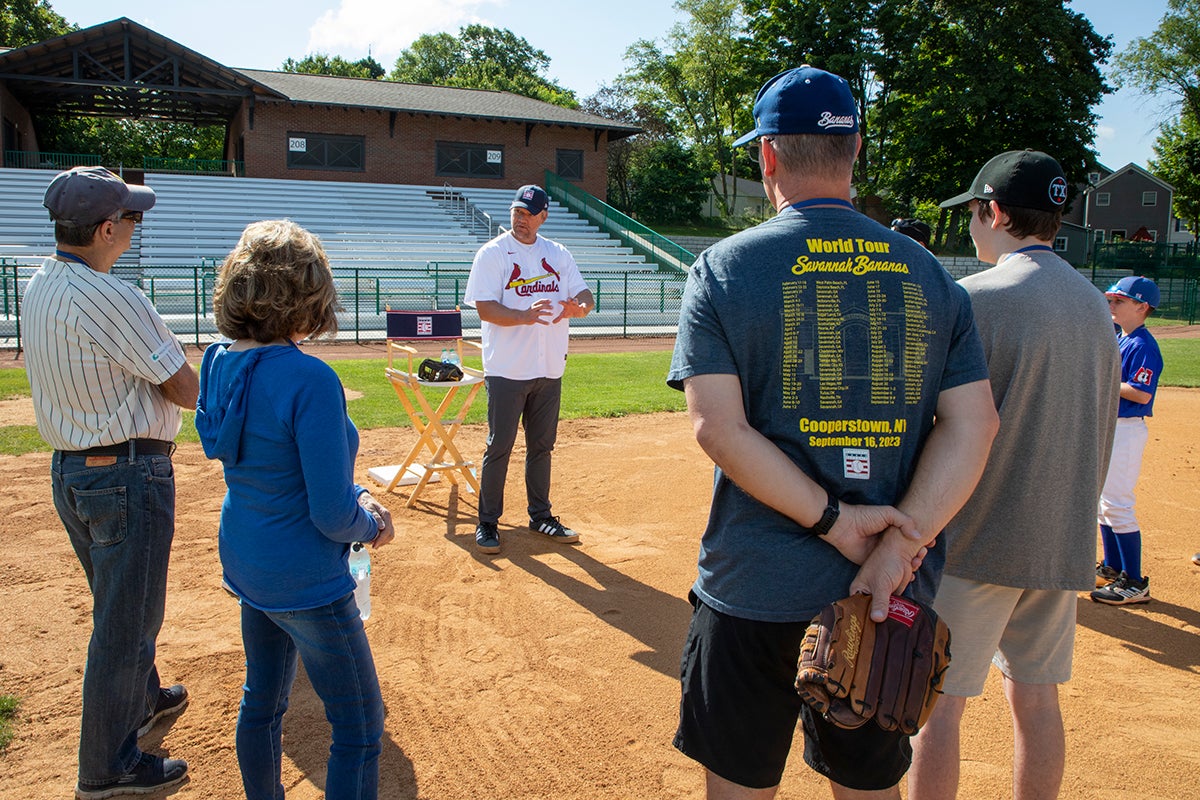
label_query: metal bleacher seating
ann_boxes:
[0,168,679,341]
[140,174,482,272]
[0,168,657,280]
[0,168,73,259]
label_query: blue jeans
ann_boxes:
[237,592,384,800]
[51,450,175,787]
[478,376,562,524]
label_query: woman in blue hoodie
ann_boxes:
[196,219,395,800]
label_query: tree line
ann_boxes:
[6,0,1200,245]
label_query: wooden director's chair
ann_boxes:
[368,309,486,508]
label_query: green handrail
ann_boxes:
[143,157,244,176]
[543,172,694,274]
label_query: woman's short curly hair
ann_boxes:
[214,220,340,342]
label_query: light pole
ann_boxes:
[1083,179,1096,265]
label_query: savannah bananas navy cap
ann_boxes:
[510,185,550,215]
[940,149,1069,212]
[1106,275,1160,309]
[44,166,156,226]
[732,65,859,148]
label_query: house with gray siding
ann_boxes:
[1063,163,1175,256]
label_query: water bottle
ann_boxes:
[446,347,460,367]
[349,543,371,620]
[440,347,451,364]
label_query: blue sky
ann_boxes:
[47,0,1175,170]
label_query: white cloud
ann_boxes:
[306,0,504,62]
[1095,124,1116,144]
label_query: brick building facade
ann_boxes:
[228,76,617,196]
[0,18,637,198]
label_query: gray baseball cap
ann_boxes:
[43,166,156,226]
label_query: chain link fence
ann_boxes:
[0,262,687,349]
[5,252,1194,352]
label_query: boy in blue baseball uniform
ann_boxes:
[1092,275,1163,605]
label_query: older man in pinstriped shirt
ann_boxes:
[24,167,198,799]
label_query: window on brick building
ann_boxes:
[286,132,365,171]
[436,142,504,179]
[556,149,584,180]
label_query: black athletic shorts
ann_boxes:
[672,592,912,791]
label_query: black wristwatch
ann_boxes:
[810,490,840,537]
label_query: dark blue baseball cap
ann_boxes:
[1106,275,1160,309]
[510,184,549,215]
[732,65,859,148]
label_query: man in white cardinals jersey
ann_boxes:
[463,184,594,555]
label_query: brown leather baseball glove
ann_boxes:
[795,593,951,736]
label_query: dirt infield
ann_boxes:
[0,360,1198,798]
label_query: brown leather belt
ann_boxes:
[62,438,175,457]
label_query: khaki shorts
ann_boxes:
[933,574,1076,696]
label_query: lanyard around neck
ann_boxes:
[790,197,856,212]
[55,250,96,270]
[999,244,1054,264]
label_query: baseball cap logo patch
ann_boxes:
[1049,176,1068,206]
[983,183,995,194]
[818,111,856,129]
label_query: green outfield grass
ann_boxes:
[1157,339,1200,387]
[0,368,28,400]
[0,341,1196,457]
[0,351,685,455]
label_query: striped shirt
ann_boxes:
[23,255,187,451]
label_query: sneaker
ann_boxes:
[475,521,501,554]
[1089,571,1150,605]
[137,684,188,738]
[1095,562,1120,588]
[75,753,188,799]
[529,516,580,543]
